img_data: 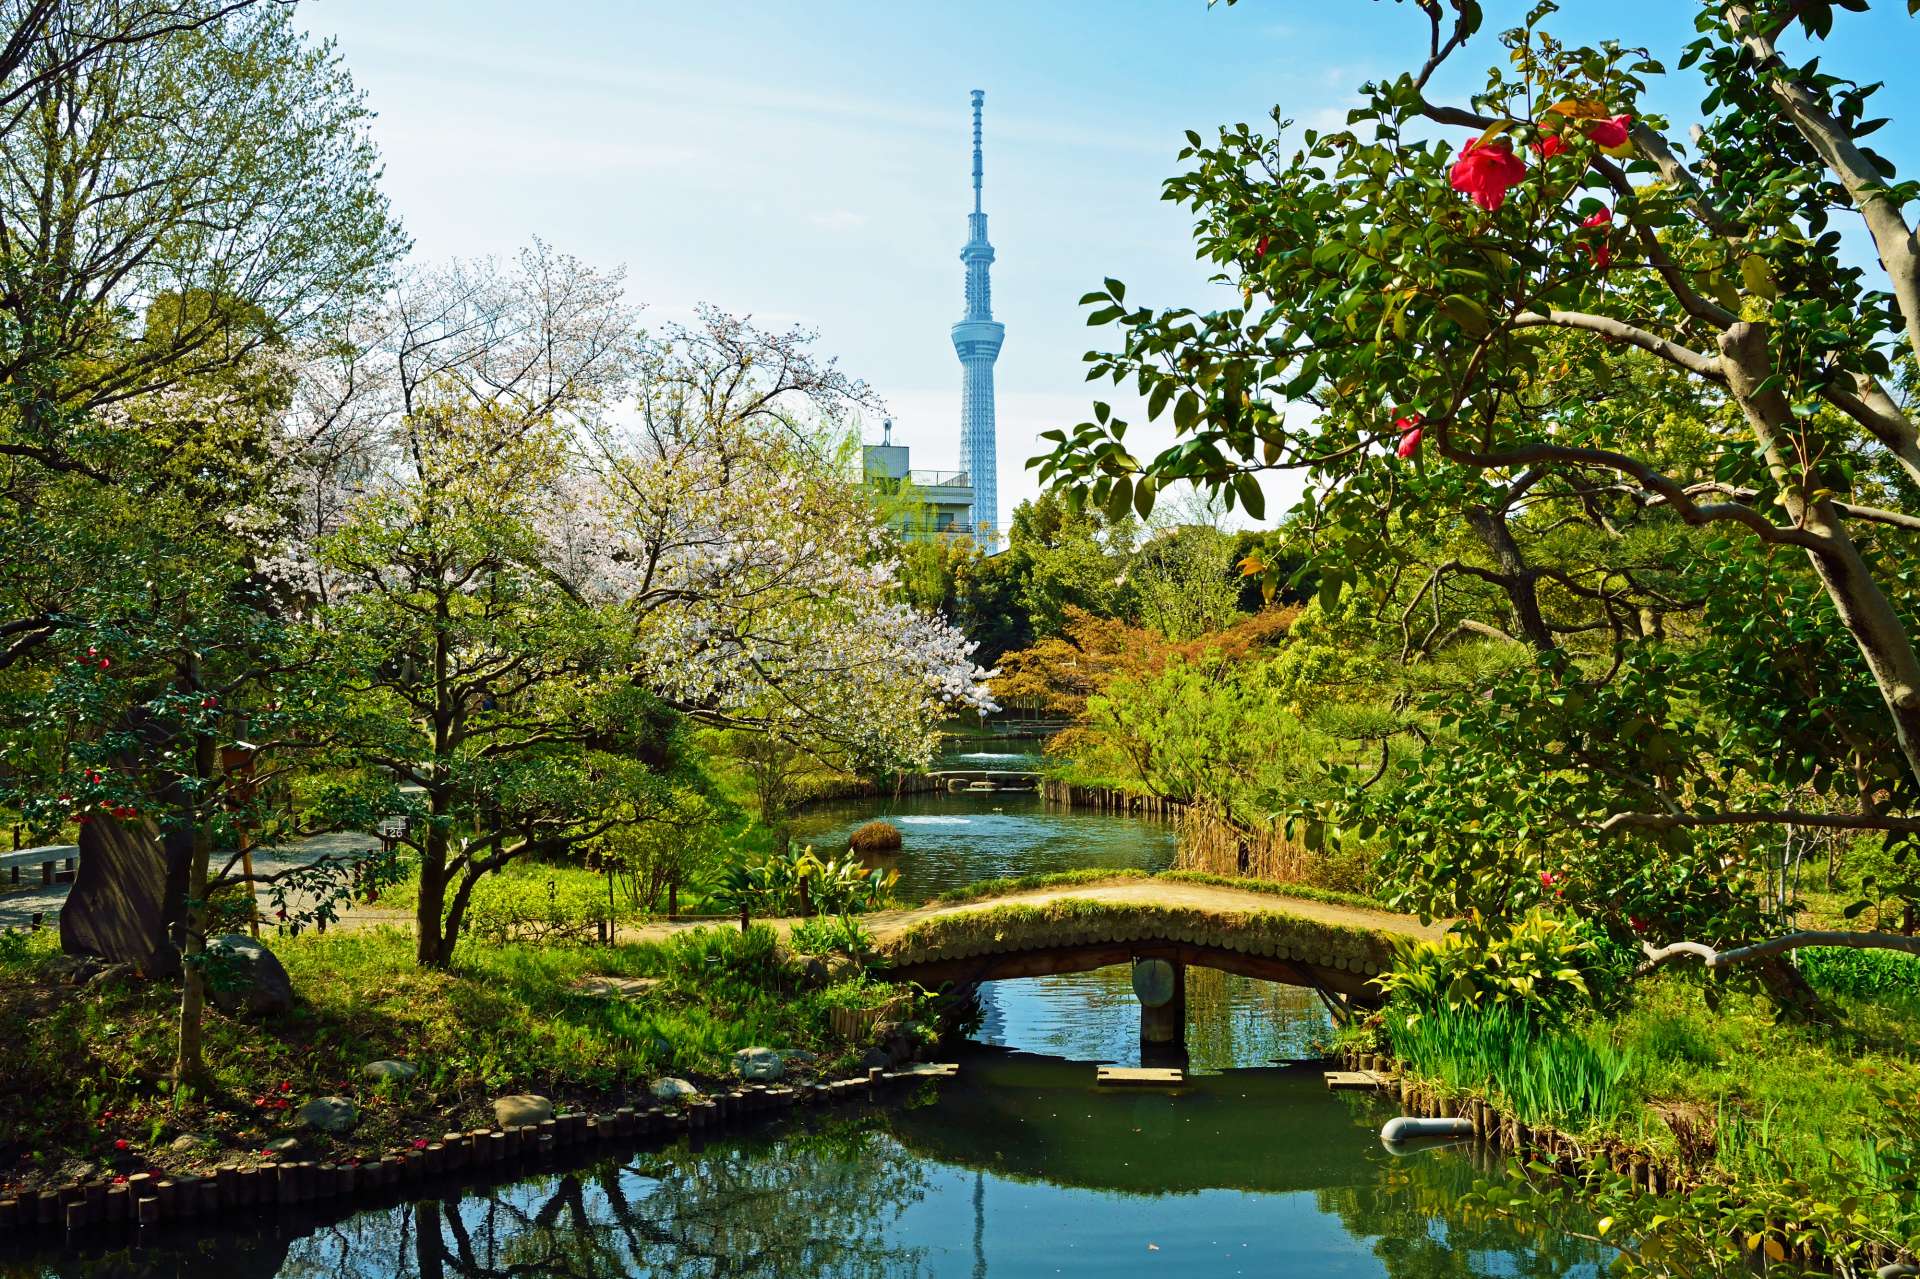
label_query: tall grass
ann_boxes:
[1386,1004,1634,1130]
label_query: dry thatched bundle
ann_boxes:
[848,820,903,854]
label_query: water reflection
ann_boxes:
[790,792,1173,901]
[978,966,1333,1071]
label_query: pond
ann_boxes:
[4,786,1609,1278]
[789,790,1173,903]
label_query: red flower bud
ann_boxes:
[1256,234,1270,258]
[114,1139,128,1151]
[98,658,110,670]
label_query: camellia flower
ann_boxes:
[1531,135,1569,159]
[412,1138,429,1150]
[114,1139,128,1151]
[1580,207,1612,228]
[1257,235,1270,258]
[1580,241,1613,269]
[1394,413,1424,459]
[1449,137,1527,211]
[1584,114,1633,152]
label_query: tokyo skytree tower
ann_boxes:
[950,89,1004,548]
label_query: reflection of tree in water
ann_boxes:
[270,1116,930,1279]
[1316,1145,1610,1279]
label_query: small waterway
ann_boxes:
[6,778,1610,1278]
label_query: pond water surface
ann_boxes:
[6,783,1609,1278]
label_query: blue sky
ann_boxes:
[305,1,1920,521]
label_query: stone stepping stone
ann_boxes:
[572,975,661,1000]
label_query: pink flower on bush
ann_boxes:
[1450,138,1527,211]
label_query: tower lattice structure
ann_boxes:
[950,88,1004,549]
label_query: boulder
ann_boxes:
[204,934,293,1017]
[264,1136,300,1155]
[731,1048,784,1082]
[362,1060,418,1083]
[492,1094,553,1128]
[297,1097,357,1134]
[650,1077,700,1102]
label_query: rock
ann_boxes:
[857,1048,890,1072]
[204,934,293,1017]
[46,954,106,986]
[62,813,189,977]
[780,1049,818,1068]
[297,1096,357,1134]
[264,1137,300,1155]
[492,1094,553,1128]
[650,1077,700,1102]
[82,962,133,992]
[731,1048,784,1082]
[572,975,660,1000]
[362,1060,418,1082]
[169,1134,198,1153]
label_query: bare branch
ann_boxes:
[1642,930,1920,971]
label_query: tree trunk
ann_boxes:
[1463,506,1557,654]
[1719,323,1920,791]
[415,796,451,966]
[173,728,216,1088]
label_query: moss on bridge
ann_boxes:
[877,897,1398,979]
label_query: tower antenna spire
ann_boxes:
[971,88,984,214]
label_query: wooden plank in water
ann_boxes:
[1323,1070,1389,1091]
[1095,1066,1184,1087]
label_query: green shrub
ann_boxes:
[788,914,875,960]
[713,846,896,918]
[1377,910,1605,1027]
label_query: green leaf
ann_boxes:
[1103,476,1134,524]
[1233,472,1265,520]
[1441,294,1491,337]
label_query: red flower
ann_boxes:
[277,1081,291,1093]
[1256,235,1270,258]
[1449,137,1527,211]
[1531,135,1569,160]
[98,658,110,670]
[1584,114,1632,150]
[1577,240,1613,269]
[1629,915,1649,935]
[1393,413,1424,459]
[87,647,97,658]
[1580,208,1612,228]
[411,1138,429,1150]
[112,1175,126,1185]
[114,1139,128,1151]
[1539,870,1555,889]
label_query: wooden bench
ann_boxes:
[1,845,78,889]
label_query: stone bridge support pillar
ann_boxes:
[1132,957,1186,1065]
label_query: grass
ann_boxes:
[380,858,727,939]
[1386,1003,1635,1130]
[1375,969,1920,1243]
[0,921,884,1196]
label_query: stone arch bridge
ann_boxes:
[861,878,1444,1054]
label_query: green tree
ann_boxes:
[1037,0,1920,971]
